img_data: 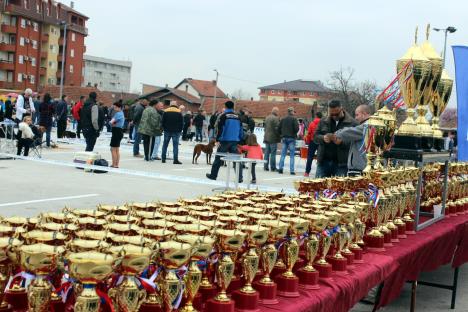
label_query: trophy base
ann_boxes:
[405,220,416,234]
[397,223,407,238]
[350,247,364,264]
[199,284,220,302]
[327,256,348,274]
[270,266,286,280]
[5,290,28,311]
[314,262,332,278]
[464,202,468,213]
[252,281,278,305]
[390,228,400,243]
[434,137,445,151]
[139,302,163,312]
[342,252,355,266]
[205,298,235,312]
[421,136,434,151]
[292,259,305,274]
[193,293,203,312]
[50,299,65,312]
[393,135,422,150]
[275,275,300,297]
[297,268,320,290]
[0,304,13,312]
[232,290,260,312]
[227,276,242,293]
[383,231,392,245]
[457,202,464,214]
[364,234,385,251]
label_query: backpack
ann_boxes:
[93,159,108,173]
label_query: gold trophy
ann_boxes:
[67,251,115,312]
[362,114,386,173]
[431,69,454,150]
[107,244,153,312]
[394,27,432,149]
[0,237,22,311]
[20,244,65,312]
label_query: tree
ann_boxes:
[439,108,457,128]
[231,89,252,101]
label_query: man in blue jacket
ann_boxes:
[206,101,243,182]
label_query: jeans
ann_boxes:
[142,134,155,161]
[315,160,348,178]
[305,141,319,174]
[264,143,277,170]
[161,132,180,161]
[240,163,256,182]
[209,141,240,179]
[133,124,141,155]
[278,138,296,172]
[83,128,98,152]
[43,126,52,147]
[17,138,33,156]
[57,119,67,138]
[151,135,162,159]
[196,126,203,142]
[129,123,134,140]
[76,121,82,139]
[209,129,216,140]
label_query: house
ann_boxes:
[174,78,228,107]
[139,86,202,113]
[39,85,139,105]
[259,79,332,105]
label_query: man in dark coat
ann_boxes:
[161,101,184,164]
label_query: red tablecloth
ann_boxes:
[259,213,468,312]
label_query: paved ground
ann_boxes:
[1,130,467,311]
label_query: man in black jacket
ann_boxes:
[79,92,100,151]
[313,100,358,178]
[56,94,68,139]
[132,99,147,157]
[278,107,299,175]
[208,111,219,140]
[161,101,183,164]
[193,110,206,142]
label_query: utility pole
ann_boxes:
[433,26,457,68]
[212,69,218,114]
[59,22,67,99]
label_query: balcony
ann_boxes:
[41,34,49,43]
[39,66,46,76]
[0,43,15,52]
[0,61,15,71]
[0,81,21,90]
[67,23,88,36]
[1,24,17,34]
[59,37,64,45]
[40,51,48,59]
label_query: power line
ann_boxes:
[218,73,264,85]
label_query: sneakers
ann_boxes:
[161,159,166,163]
[251,179,257,184]
[278,169,283,174]
[290,172,296,175]
[173,160,182,165]
[271,168,277,172]
[304,173,309,177]
[206,173,216,180]
[134,154,143,158]
[264,167,269,171]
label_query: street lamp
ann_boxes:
[59,21,68,99]
[212,69,219,114]
[433,26,457,68]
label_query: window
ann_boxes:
[30,75,35,83]
[46,6,50,16]
[23,0,29,9]
[20,19,26,28]
[19,37,24,46]
[36,4,40,13]
[48,78,55,84]
[32,40,37,49]
[69,65,74,73]
[31,57,36,67]
[70,49,74,57]
[48,61,55,68]
[71,32,75,42]
[18,55,24,64]
[17,73,22,82]
[271,90,275,94]
[33,23,38,32]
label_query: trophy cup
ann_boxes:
[349,202,367,263]
[362,114,386,174]
[327,209,351,273]
[0,237,22,312]
[314,213,335,278]
[297,214,328,289]
[275,217,308,297]
[67,251,115,312]
[252,220,288,305]
[338,207,358,267]
[431,69,454,150]
[394,27,432,150]
[108,244,153,312]
[232,225,268,312]
[20,244,65,312]
[205,229,245,312]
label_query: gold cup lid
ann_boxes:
[172,223,209,233]
[67,251,114,264]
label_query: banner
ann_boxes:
[453,46,468,161]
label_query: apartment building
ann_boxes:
[0,0,88,91]
[83,55,132,93]
[259,79,331,105]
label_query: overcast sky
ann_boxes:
[75,0,465,106]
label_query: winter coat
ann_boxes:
[263,113,280,144]
[216,109,243,142]
[335,120,368,171]
[39,100,55,128]
[304,117,321,144]
[162,106,183,133]
[239,144,264,160]
[279,114,299,139]
[138,106,162,137]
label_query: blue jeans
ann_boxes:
[151,135,162,159]
[43,126,52,147]
[278,138,296,172]
[161,132,180,161]
[264,143,277,170]
[133,124,141,155]
[315,160,348,178]
[196,126,203,141]
[209,141,240,179]
[305,141,318,174]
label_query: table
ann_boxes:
[259,213,468,312]
[212,154,266,191]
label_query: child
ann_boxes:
[17,116,35,156]
[110,101,125,168]
[238,133,263,184]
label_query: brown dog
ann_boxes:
[193,139,216,164]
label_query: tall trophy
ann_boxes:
[327,210,351,273]
[394,27,432,150]
[20,244,65,312]
[314,213,335,278]
[275,217,308,297]
[205,229,245,312]
[252,220,288,305]
[431,69,454,150]
[0,237,22,312]
[67,251,115,312]
[232,225,268,312]
[108,244,153,312]
[297,214,328,289]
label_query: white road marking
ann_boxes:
[0,194,99,207]
[263,176,300,181]
[173,167,211,171]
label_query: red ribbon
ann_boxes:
[96,284,115,312]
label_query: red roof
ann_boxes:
[202,98,313,119]
[176,78,227,98]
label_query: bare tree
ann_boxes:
[354,80,378,106]
[231,89,252,100]
[440,108,457,128]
